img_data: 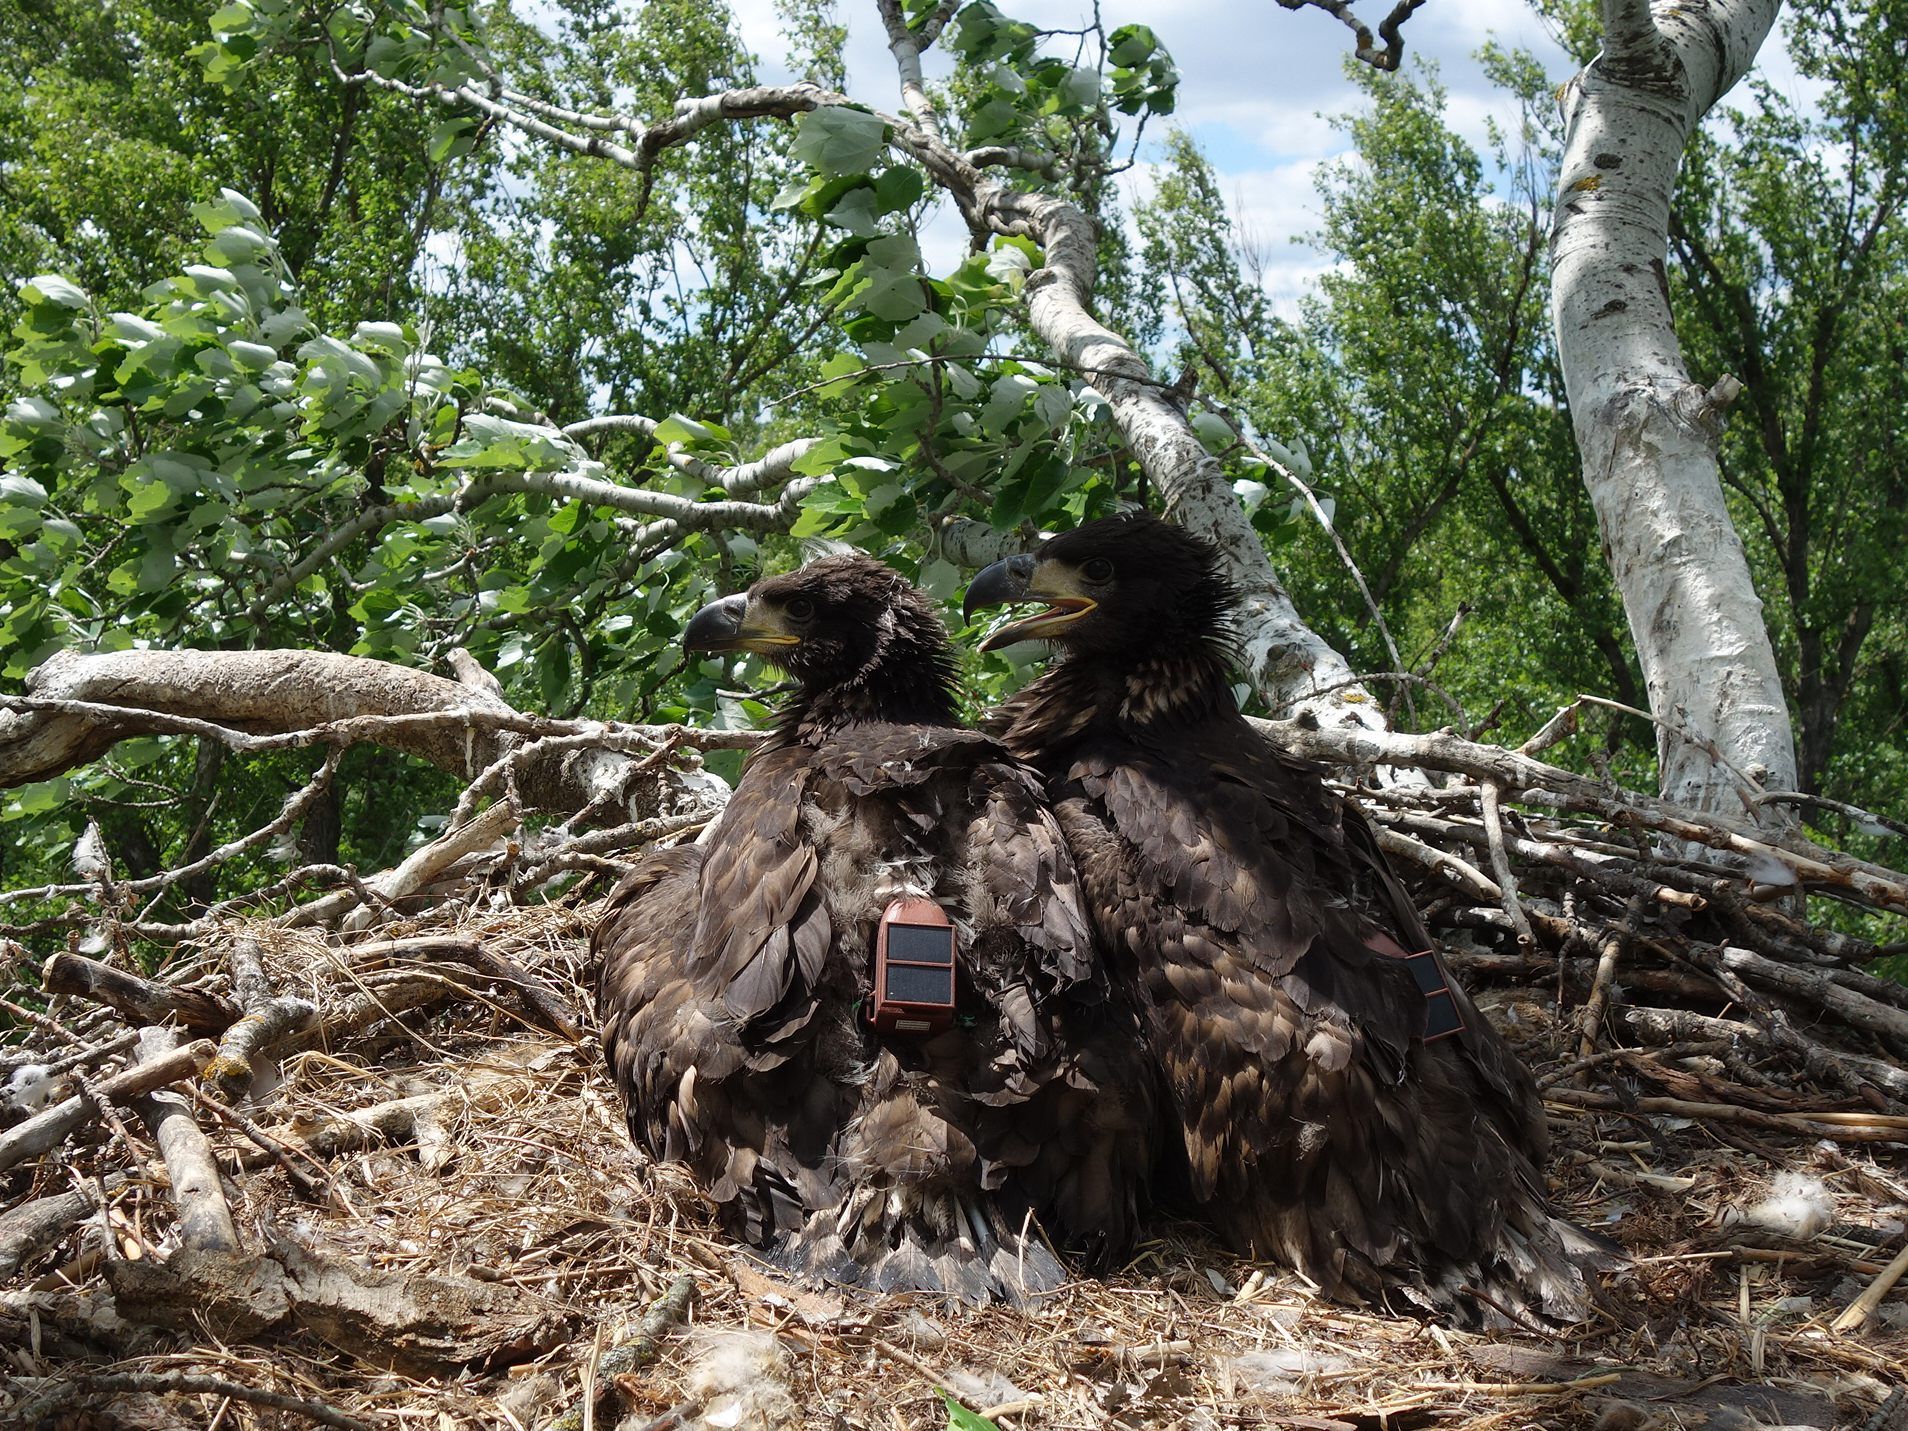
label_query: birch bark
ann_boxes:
[1551,0,1796,814]
[866,22,1383,731]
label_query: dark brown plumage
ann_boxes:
[965,513,1607,1324]
[595,554,1157,1304]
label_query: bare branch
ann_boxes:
[0,650,746,823]
[877,0,948,142]
[1272,0,1428,72]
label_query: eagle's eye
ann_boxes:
[783,596,817,624]
[1081,556,1115,584]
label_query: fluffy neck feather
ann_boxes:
[997,638,1237,758]
[768,641,960,749]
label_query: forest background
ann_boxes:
[0,0,1901,946]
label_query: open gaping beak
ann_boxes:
[963,554,1097,653]
[682,593,801,655]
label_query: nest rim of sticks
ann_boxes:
[3,690,1908,1429]
[0,888,1904,1431]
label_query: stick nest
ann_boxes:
[5,767,1908,1431]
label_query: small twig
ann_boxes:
[1832,1239,1908,1334]
[1536,1040,1730,1090]
[1478,782,1536,950]
[1577,896,1644,1057]
[11,1372,370,1431]
[549,1275,700,1431]
[1542,1088,1908,1141]
[1752,789,1908,841]
[186,1084,334,1199]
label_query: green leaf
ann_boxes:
[1059,66,1101,109]
[789,106,890,177]
[937,1390,1000,1431]
[1108,23,1158,65]
[429,117,477,163]
[872,165,925,213]
[22,274,88,309]
[440,414,577,471]
[653,413,731,449]
[208,2,254,35]
[1191,411,1235,452]
[824,187,881,237]
[7,777,71,819]
[0,474,49,511]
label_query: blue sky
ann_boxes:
[727,0,1822,317]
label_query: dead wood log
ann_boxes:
[41,951,239,1034]
[273,1074,517,1166]
[131,1027,240,1254]
[0,647,732,825]
[1624,1006,1908,1102]
[347,935,582,1040]
[0,1173,129,1277]
[104,1235,569,1373]
[0,1286,154,1360]
[0,1038,214,1173]
[205,938,317,1102]
[1715,944,1908,1048]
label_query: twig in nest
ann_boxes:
[1576,896,1644,1057]
[132,747,346,922]
[549,1275,700,1431]
[1536,1041,1730,1091]
[187,1084,334,1199]
[1543,1088,1908,1142]
[0,1037,215,1173]
[10,1371,371,1431]
[345,935,581,1040]
[1478,782,1535,950]
[1831,1239,1908,1334]
[1373,828,1500,901]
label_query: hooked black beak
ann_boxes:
[683,593,748,652]
[962,553,1034,624]
[964,553,1097,653]
[683,593,801,655]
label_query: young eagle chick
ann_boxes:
[965,513,1608,1325]
[595,554,1157,1304]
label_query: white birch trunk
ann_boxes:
[1551,0,1797,813]
[981,189,1384,733]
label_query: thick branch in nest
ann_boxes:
[0,649,730,827]
[42,952,240,1035]
[131,1026,240,1255]
[0,1039,215,1173]
[104,1235,567,1373]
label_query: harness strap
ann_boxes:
[1365,929,1466,1043]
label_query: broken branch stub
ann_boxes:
[42,951,240,1035]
